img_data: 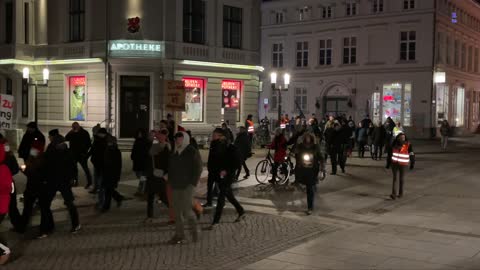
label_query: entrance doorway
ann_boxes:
[324,97,348,117]
[120,76,150,138]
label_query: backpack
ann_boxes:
[228,144,243,170]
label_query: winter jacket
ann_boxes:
[224,128,235,144]
[65,128,91,157]
[103,144,122,189]
[295,142,325,186]
[4,151,19,176]
[45,137,76,188]
[0,144,13,214]
[18,130,46,161]
[367,127,375,145]
[234,131,252,160]
[268,135,288,163]
[372,126,386,146]
[131,137,151,172]
[146,142,171,192]
[24,154,47,193]
[356,128,368,143]
[440,125,450,136]
[168,133,203,190]
[208,139,237,176]
[89,136,108,170]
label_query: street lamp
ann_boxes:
[23,67,49,124]
[270,71,290,127]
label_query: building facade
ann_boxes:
[0,0,262,144]
[260,0,480,137]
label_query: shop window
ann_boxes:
[221,80,242,122]
[322,6,332,19]
[373,0,384,13]
[272,43,284,68]
[294,87,307,112]
[182,78,204,122]
[69,0,85,42]
[343,37,357,64]
[400,31,416,61]
[404,83,412,126]
[223,6,242,49]
[403,0,415,10]
[436,84,449,123]
[372,92,381,124]
[382,83,412,126]
[5,1,13,44]
[68,76,86,121]
[296,41,309,67]
[319,39,332,66]
[183,0,206,44]
[456,87,465,126]
[346,2,357,16]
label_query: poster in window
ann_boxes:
[69,76,86,121]
[221,80,241,121]
[382,83,402,123]
[182,78,204,122]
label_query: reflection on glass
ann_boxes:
[382,83,402,123]
[182,78,204,122]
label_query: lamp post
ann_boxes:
[22,67,49,124]
[270,72,290,127]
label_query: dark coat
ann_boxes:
[65,128,91,157]
[372,126,386,146]
[234,131,251,160]
[18,130,46,161]
[130,137,151,172]
[355,128,367,143]
[23,154,47,194]
[146,142,170,193]
[45,142,76,187]
[103,145,122,188]
[4,152,19,176]
[168,145,203,189]
[295,143,325,186]
[89,136,108,170]
[208,139,237,176]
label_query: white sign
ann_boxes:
[0,94,14,129]
[434,72,446,83]
[263,98,269,105]
[109,40,164,58]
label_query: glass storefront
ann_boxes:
[379,82,412,126]
[68,75,86,121]
[182,78,204,122]
[372,92,381,124]
[436,84,449,124]
[456,87,465,126]
[221,80,242,122]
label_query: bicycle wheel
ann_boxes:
[276,162,291,185]
[255,160,271,184]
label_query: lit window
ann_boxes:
[182,78,204,122]
[68,76,87,121]
[382,83,412,127]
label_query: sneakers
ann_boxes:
[306,210,313,216]
[168,236,186,245]
[390,194,396,200]
[207,223,218,231]
[234,213,246,223]
[71,225,82,234]
[243,174,250,179]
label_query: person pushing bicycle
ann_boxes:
[267,128,287,184]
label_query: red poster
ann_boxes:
[221,80,242,109]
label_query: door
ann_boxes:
[324,97,348,117]
[120,76,150,138]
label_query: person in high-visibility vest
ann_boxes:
[245,114,255,144]
[390,133,415,200]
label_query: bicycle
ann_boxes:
[255,149,294,185]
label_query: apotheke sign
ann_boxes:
[109,40,164,58]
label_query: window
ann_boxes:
[382,83,412,126]
[223,6,242,49]
[271,92,278,110]
[372,92,381,124]
[404,83,412,126]
[455,87,465,126]
[296,42,309,67]
[403,0,415,10]
[436,84,449,123]
[319,39,332,66]
[446,37,451,65]
[294,88,307,112]
[373,0,384,13]
[183,0,206,44]
[182,78,205,122]
[272,43,284,68]
[400,31,416,61]
[5,2,13,44]
[322,6,332,18]
[461,43,466,70]
[221,80,242,122]
[24,3,29,44]
[454,40,459,67]
[68,76,87,121]
[437,32,443,64]
[69,0,85,42]
[346,2,357,16]
[275,11,284,24]
[343,37,357,64]
[5,78,12,95]
[22,79,28,117]
[468,46,473,72]
[299,7,309,21]
[475,48,479,73]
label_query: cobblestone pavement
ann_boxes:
[4,201,335,270]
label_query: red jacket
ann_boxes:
[0,144,13,214]
[268,135,287,163]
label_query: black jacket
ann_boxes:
[65,128,91,156]
[4,152,19,176]
[45,142,75,187]
[168,145,203,189]
[131,137,151,172]
[295,143,325,185]
[234,131,251,159]
[208,139,237,175]
[24,154,47,193]
[103,145,122,188]
[18,130,45,161]
[89,136,108,169]
[372,126,386,146]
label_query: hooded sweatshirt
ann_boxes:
[0,144,13,214]
[168,132,203,189]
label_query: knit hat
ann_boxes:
[27,122,37,129]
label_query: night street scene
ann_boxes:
[3,0,480,269]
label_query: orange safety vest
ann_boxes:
[247,120,254,133]
[392,143,411,166]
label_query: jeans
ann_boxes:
[171,185,197,239]
[306,184,316,210]
[40,185,80,233]
[391,164,406,196]
[73,154,93,186]
[330,148,346,174]
[358,141,366,158]
[213,178,244,224]
[103,188,124,210]
[441,135,448,150]
[236,160,250,178]
[205,173,219,205]
[374,144,384,159]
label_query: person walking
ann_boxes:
[234,127,251,180]
[38,130,80,238]
[66,122,93,188]
[367,122,375,159]
[18,122,46,163]
[131,128,151,196]
[102,136,124,212]
[0,142,13,265]
[390,133,415,200]
[221,122,234,144]
[267,128,288,184]
[384,117,396,169]
[88,128,109,194]
[325,122,347,175]
[0,134,21,232]
[208,128,245,230]
[245,114,255,144]
[355,122,367,158]
[440,120,451,151]
[167,132,203,244]
[372,121,386,160]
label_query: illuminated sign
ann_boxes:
[183,78,204,89]
[452,12,457,24]
[109,40,164,58]
[221,80,241,90]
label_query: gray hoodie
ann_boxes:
[168,132,203,189]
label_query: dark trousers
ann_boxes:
[206,173,220,205]
[271,162,280,181]
[20,189,40,232]
[73,155,93,185]
[8,182,22,231]
[306,184,316,210]
[330,148,346,174]
[385,145,393,168]
[213,179,244,224]
[103,187,124,210]
[358,141,366,158]
[391,164,405,196]
[236,160,250,178]
[40,185,80,233]
[374,144,384,159]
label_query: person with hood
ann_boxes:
[389,133,415,200]
[295,132,326,215]
[0,142,13,265]
[88,128,109,194]
[208,128,245,230]
[102,136,124,212]
[166,132,203,244]
[234,126,251,180]
[372,121,386,160]
[39,130,80,238]
[440,120,451,151]
[355,122,368,158]
[267,128,288,184]
[0,134,21,232]
[65,122,92,188]
[18,122,46,163]
[221,122,234,144]
[18,140,46,233]
[384,117,396,169]
[131,128,151,196]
